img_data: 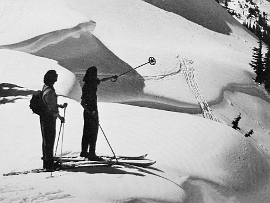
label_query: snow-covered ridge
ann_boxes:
[1,0,260,105]
[0,0,90,45]
[0,21,96,53]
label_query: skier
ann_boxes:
[40,70,66,171]
[80,66,117,161]
[232,113,241,130]
[244,129,254,137]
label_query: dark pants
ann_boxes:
[40,115,56,169]
[81,110,99,155]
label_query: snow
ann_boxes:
[0,0,89,45]
[1,0,270,202]
[227,0,270,27]
[0,49,81,100]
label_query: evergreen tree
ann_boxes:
[225,0,228,8]
[250,39,265,83]
[264,45,270,90]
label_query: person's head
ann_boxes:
[83,66,97,82]
[44,70,58,86]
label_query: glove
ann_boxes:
[111,75,118,82]
[59,103,68,108]
[60,116,65,123]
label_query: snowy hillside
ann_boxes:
[1,0,270,202]
[0,0,261,104]
[220,0,270,28]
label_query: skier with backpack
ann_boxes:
[30,70,67,171]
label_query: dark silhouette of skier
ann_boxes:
[40,70,66,171]
[80,66,117,161]
[232,113,241,130]
[244,129,254,137]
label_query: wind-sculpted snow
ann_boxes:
[0,49,81,100]
[0,0,89,45]
[0,21,96,54]
[0,21,148,103]
[97,103,270,202]
[1,100,270,203]
[219,137,270,192]
[0,0,260,107]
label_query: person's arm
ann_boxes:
[100,75,118,82]
[81,99,88,113]
[58,103,68,108]
[81,99,96,115]
[43,89,65,122]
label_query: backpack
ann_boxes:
[29,88,49,116]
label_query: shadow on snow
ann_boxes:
[0,83,35,105]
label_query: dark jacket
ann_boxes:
[81,78,100,112]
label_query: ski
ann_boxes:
[103,154,148,160]
[54,154,148,162]
[60,158,156,168]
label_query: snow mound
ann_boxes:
[1,100,270,202]
[0,49,81,100]
[96,103,270,194]
[0,0,89,45]
[0,0,260,105]
[218,136,270,192]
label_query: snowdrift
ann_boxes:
[0,0,89,45]
[1,99,270,202]
[0,0,260,106]
[0,49,81,101]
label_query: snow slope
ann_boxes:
[0,0,89,45]
[1,0,270,202]
[1,98,270,203]
[0,0,262,105]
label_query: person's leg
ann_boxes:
[41,116,56,169]
[81,111,91,157]
[40,117,47,168]
[88,112,103,161]
[89,117,99,156]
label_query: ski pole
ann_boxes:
[54,103,68,159]
[50,104,67,177]
[98,123,118,162]
[60,104,67,158]
[50,121,63,177]
[54,122,63,159]
[111,57,156,82]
